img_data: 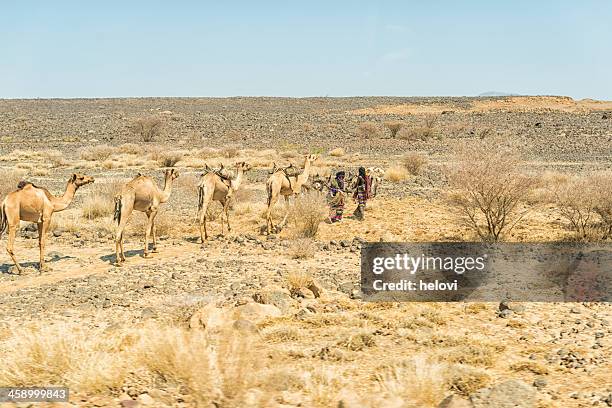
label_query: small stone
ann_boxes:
[533,377,547,388]
[438,394,472,408]
[137,393,155,405]
[120,400,139,408]
[498,309,513,318]
[232,319,258,333]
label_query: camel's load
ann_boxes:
[203,163,236,181]
[269,162,303,178]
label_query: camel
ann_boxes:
[265,154,317,234]
[367,167,385,198]
[113,169,179,266]
[0,174,94,273]
[197,161,251,242]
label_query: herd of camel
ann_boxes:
[0,154,381,273]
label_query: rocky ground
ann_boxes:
[0,96,610,407]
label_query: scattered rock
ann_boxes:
[232,319,258,333]
[232,303,282,323]
[470,379,536,408]
[533,377,547,389]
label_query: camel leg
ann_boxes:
[224,201,231,233]
[143,208,157,258]
[266,193,279,234]
[37,219,50,272]
[114,214,130,266]
[6,225,22,274]
[150,211,159,253]
[198,193,212,244]
[279,195,291,228]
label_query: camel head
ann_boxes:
[235,161,252,172]
[164,168,180,181]
[305,154,318,164]
[70,173,95,188]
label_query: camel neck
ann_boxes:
[160,174,174,203]
[298,159,311,182]
[232,168,244,190]
[53,181,77,212]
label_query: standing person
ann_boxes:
[328,171,346,222]
[352,166,371,221]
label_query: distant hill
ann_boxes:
[478,91,520,97]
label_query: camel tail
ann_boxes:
[113,196,122,225]
[197,185,205,214]
[266,181,272,207]
[0,203,7,238]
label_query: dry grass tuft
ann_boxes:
[402,152,428,175]
[384,165,409,182]
[447,365,491,396]
[289,192,327,238]
[286,270,314,293]
[288,238,316,259]
[384,121,404,138]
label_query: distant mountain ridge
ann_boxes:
[478,91,520,97]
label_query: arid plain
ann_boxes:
[0,96,610,407]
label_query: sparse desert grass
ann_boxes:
[261,326,300,343]
[221,145,240,158]
[80,144,116,161]
[289,192,327,238]
[280,150,299,159]
[398,115,438,140]
[384,165,409,182]
[447,364,491,396]
[118,143,141,155]
[81,178,123,220]
[288,238,316,259]
[401,152,428,175]
[127,211,176,237]
[375,356,447,407]
[509,360,549,375]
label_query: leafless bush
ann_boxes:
[384,121,404,138]
[289,192,327,238]
[402,152,428,175]
[553,173,612,239]
[448,141,537,242]
[399,115,438,141]
[592,172,612,239]
[357,122,380,139]
[130,116,164,142]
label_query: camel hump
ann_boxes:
[17,181,32,190]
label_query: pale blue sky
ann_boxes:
[1,1,611,99]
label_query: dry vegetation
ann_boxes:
[130,116,164,142]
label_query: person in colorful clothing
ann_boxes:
[352,166,371,221]
[327,171,346,222]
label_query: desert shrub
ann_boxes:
[384,165,409,182]
[118,143,141,155]
[286,270,314,293]
[402,152,428,175]
[289,192,327,238]
[81,179,123,220]
[158,152,183,167]
[288,238,316,259]
[398,115,438,140]
[384,121,404,138]
[43,150,66,167]
[80,145,115,161]
[553,172,612,240]
[280,150,299,159]
[447,141,536,242]
[357,122,380,139]
[0,170,25,198]
[328,147,345,157]
[130,116,164,142]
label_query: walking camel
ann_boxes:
[197,161,251,242]
[0,174,94,273]
[113,169,179,266]
[265,154,318,234]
